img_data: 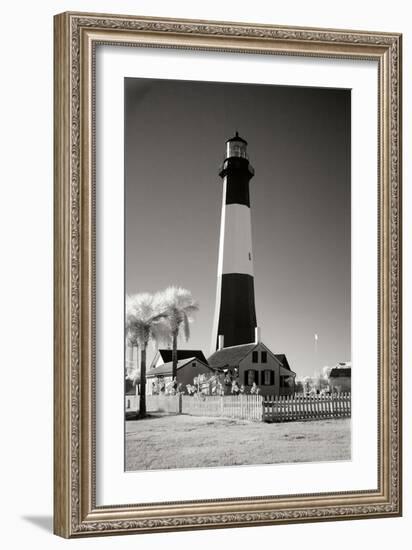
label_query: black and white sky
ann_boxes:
[125,77,351,378]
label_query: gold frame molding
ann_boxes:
[53,11,402,538]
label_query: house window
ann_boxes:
[280,375,293,388]
[262,370,272,385]
[246,369,256,386]
[252,351,258,363]
[261,351,267,363]
[192,362,196,367]
[127,399,131,409]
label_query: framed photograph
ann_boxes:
[53,12,402,537]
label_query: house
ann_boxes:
[208,342,296,397]
[328,362,351,393]
[146,355,214,395]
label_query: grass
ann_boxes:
[125,414,351,471]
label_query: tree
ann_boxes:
[125,292,168,418]
[159,287,199,381]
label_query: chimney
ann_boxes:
[218,335,225,350]
[255,326,261,344]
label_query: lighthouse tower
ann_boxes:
[211,132,257,351]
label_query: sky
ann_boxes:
[125,77,351,378]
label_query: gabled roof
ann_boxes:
[208,343,256,369]
[150,349,208,369]
[208,342,293,372]
[275,354,292,371]
[147,357,211,378]
[329,367,351,378]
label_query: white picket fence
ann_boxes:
[262,393,351,422]
[144,393,351,423]
[181,394,263,421]
[146,394,181,414]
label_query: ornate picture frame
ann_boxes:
[53,11,402,538]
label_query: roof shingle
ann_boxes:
[156,349,208,365]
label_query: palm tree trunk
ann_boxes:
[135,343,140,401]
[172,331,178,381]
[138,344,147,418]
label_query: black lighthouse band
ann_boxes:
[219,156,254,207]
[216,273,257,349]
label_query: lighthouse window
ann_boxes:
[252,351,258,363]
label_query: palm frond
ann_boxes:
[151,319,172,348]
[182,312,190,341]
[125,291,169,346]
[160,286,199,340]
[126,323,139,347]
[125,287,199,347]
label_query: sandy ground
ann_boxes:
[125,414,351,471]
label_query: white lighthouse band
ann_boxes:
[217,189,254,277]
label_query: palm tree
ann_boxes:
[125,292,168,418]
[160,287,199,382]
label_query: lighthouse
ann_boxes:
[211,132,258,351]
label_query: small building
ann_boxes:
[328,362,351,393]
[146,356,214,395]
[208,342,296,397]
